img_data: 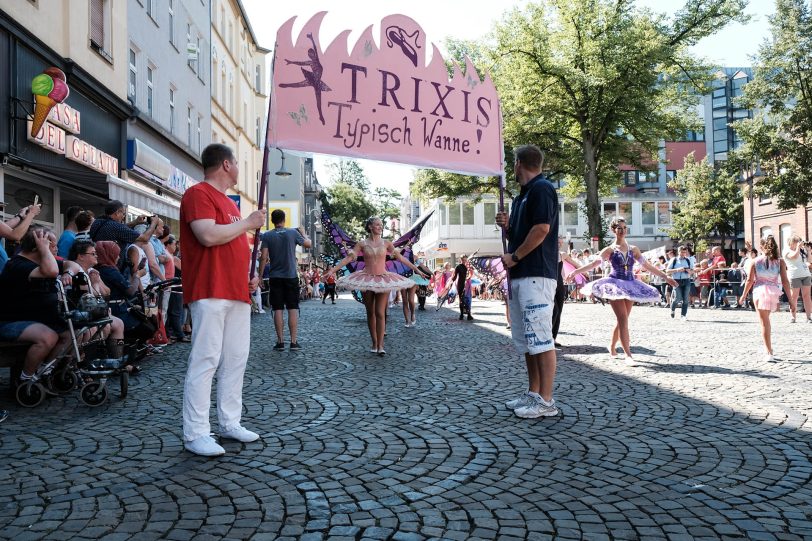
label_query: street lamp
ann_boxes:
[275,149,291,177]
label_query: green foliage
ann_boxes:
[667,153,743,246]
[371,187,402,222]
[326,159,370,191]
[319,182,376,258]
[490,0,746,238]
[409,169,503,203]
[734,0,812,209]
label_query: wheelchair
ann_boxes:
[4,274,130,408]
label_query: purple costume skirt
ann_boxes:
[581,276,661,303]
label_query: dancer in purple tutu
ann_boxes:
[565,217,676,361]
[325,216,429,356]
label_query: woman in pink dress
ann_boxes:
[326,216,429,356]
[738,235,795,362]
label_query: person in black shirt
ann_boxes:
[496,145,560,419]
[451,255,473,320]
[0,226,81,380]
[89,199,160,255]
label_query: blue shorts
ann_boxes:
[0,321,39,341]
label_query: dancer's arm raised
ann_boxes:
[632,247,677,287]
[388,243,430,279]
[565,246,612,283]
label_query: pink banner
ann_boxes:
[269,12,503,176]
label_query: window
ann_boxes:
[128,48,137,102]
[666,171,676,183]
[641,202,655,225]
[712,87,726,98]
[169,87,175,133]
[243,102,248,128]
[255,117,261,146]
[713,140,729,153]
[657,202,671,225]
[146,65,154,117]
[760,226,773,239]
[712,97,727,108]
[563,202,579,226]
[187,106,192,147]
[618,202,632,225]
[623,171,635,185]
[197,114,202,151]
[462,202,475,225]
[186,23,194,70]
[90,0,111,58]
[220,63,226,106]
[146,0,155,19]
[713,118,727,131]
[603,202,617,222]
[439,203,446,225]
[255,65,262,92]
[483,202,496,227]
[168,0,174,46]
[779,223,792,250]
[449,203,461,225]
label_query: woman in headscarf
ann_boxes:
[95,241,144,333]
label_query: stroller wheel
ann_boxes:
[80,381,108,407]
[119,371,129,399]
[16,381,46,408]
[50,368,79,394]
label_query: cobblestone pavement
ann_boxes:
[1,295,812,541]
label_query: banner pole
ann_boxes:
[250,45,278,279]
[496,101,511,299]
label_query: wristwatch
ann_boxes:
[511,253,520,263]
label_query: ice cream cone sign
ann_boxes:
[30,67,70,137]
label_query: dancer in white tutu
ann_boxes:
[326,216,429,356]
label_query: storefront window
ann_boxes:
[603,202,616,222]
[439,203,446,225]
[483,202,496,227]
[462,202,475,225]
[4,176,54,224]
[657,202,671,225]
[618,202,632,225]
[641,202,655,225]
[449,203,461,225]
[563,202,579,226]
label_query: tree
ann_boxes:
[326,159,370,192]
[319,182,377,258]
[667,153,743,250]
[492,0,747,241]
[409,169,503,203]
[372,187,402,221]
[734,0,812,209]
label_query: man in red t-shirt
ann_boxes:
[180,143,266,457]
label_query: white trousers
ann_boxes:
[182,298,251,442]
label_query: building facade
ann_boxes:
[210,0,268,216]
[123,0,212,225]
[0,1,130,239]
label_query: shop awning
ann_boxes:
[106,175,180,220]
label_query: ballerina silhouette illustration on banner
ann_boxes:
[270,12,503,177]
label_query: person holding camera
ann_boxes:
[783,235,811,323]
[0,201,41,273]
[180,144,266,457]
[89,200,161,259]
[666,245,696,320]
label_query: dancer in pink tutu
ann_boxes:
[738,235,795,362]
[325,216,429,356]
[565,217,676,361]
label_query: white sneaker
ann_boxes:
[515,395,559,419]
[220,426,260,443]
[185,435,226,456]
[764,353,775,363]
[505,391,532,409]
[680,315,687,321]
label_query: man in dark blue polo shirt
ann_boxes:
[496,145,560,419]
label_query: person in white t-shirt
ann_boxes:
[783,235,811,323]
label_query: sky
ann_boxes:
[242,0,776,196]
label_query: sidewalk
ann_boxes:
[1,296,811,540]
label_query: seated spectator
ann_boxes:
[56,206,83,258]
[89,200,161,258]
[0,201,41,273]
[95,240,144,334]
[73,211,95,242]
[0,226,81,381]
[68,239,126,354]
[727,262,743,307]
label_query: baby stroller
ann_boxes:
[14,274,130,408]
